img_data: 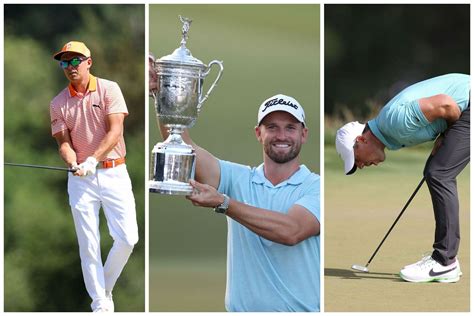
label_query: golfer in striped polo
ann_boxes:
[50,41,139,312]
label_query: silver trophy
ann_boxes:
[150,16,224,194]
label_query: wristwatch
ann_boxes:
[214,194,230,214]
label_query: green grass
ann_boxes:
[324,143,470,312]
[149,258,226,312]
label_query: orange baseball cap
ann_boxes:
[53,41,91,60]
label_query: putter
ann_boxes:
[352,176,426,273]
[4,162,76,173]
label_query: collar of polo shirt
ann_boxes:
[68,74,97,97]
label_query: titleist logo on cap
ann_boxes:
[262,98,299,112]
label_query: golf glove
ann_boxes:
[79,156,98,177]
[70,162,80,173]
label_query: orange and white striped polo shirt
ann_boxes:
[50,74,128,164]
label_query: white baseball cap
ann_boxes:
[257,94,305,126]
[335,121,366,175]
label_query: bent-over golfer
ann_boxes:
[336,73,470,283]
[50,41,139,312]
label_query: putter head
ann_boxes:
[351,264,369,273]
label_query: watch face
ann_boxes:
[215,207,226,213]
[214,205,226,213]
[215,194,229,213]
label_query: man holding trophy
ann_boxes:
[150,17,320,312]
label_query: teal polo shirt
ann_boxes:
[368,73,470,150]
[218,160,320,312]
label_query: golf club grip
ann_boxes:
[4,162,74,172]
[366,177,426,266]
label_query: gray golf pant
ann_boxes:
[424,106,470,266]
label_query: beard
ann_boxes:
[264,140,302,164]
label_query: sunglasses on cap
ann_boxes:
[59,57,88,69]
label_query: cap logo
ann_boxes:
[66,43,72,50]
[262,97,298,113]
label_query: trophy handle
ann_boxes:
[198,60,224,111]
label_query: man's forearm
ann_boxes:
[419,94,461,125]
[443,97,461,125]
[59,142,78,167]
[225,199,312,246]
[92,129,122,161]
[91,113,125,161]
[446,104,461,126]
[187,180,319,241]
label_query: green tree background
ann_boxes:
[324,4,470,163]
[4,4,145,312]
[325,4,470,121]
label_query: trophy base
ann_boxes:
[149,180,193,195]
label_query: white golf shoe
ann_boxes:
[403,252,431,269]
[92,293,114,312]
[106,291,114,312]
[400,256,461,283]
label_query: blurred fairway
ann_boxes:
[324,143,470,312]
[150,258,226,311]
[149,4,320,311]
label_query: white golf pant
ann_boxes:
[67,164,139,311]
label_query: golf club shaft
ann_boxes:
[365,176,426,267]
[4,162,74,172]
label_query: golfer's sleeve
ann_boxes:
[217,160,250,195]
[295,176,320,221]
[105,81,129,116]
[409,99,431,128]
[380,99,430,132]
[50,102,67,136]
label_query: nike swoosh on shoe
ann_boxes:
[428,266,457,277]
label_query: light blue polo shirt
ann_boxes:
[218,160,320,312]
[368,73,470,150]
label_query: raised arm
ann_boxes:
[419,94,461,125]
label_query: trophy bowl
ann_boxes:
[149,16,223,195]
[150,139,196,195]
[155,63,203,129]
